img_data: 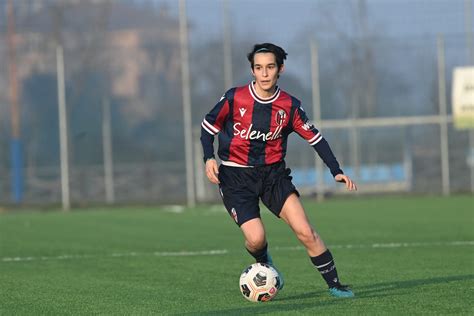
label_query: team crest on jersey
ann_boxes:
[231,208,238,223]
[275,110,287,126]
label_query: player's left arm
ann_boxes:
[292,105,357,191]
[334,174,357,191]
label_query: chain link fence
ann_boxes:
[0,0,472,206]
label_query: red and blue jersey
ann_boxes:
[201,82,343,176]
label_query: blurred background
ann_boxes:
[0,0,473,209]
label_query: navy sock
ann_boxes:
[310,249,341,288]
[246,243,269,263]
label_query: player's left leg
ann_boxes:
[279,193,354,298]
[279,193,326,256]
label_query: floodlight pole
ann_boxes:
[179,0,196,208]
[310,40,325,201]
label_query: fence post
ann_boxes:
[102,96,115,204]
[179,0,195,208]
[310,39,325,201]
[437,35,450,196]
[56,44,71,210]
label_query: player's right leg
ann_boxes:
[240,219,276,269]
[241,218,268,260]
[241,219,284,290]
[240,219,284,290]
[218,165,284,290]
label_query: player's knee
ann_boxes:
[245,235,266,251]
[296,227,318,245]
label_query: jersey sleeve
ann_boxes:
[200,92,230,162]
[292,105,344,177]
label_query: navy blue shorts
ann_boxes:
[217,161,299,226]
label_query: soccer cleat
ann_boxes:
[265,253,284,290]
[266,252,274,265]
[329,284,354,298]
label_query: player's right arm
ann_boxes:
[205,158,220,184]
[200,93,230,184]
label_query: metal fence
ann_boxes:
[0,0,473,208]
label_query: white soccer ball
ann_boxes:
[239,263,281,302]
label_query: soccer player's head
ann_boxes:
[247,43,287,93]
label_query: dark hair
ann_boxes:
[247,43,288,70]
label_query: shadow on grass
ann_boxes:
[278,275,474,301]
[275,290,323,301]
[175,300,335,316]
[355,274,474,298]
[176,274,474,315]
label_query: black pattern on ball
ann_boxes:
[253,271,267,287]
[274,276,281,290]
[241,284,251,297]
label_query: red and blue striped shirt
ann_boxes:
[201,82,343,177]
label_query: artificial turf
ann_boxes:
[1,195,472,315]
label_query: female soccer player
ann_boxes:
[200,43,357,298]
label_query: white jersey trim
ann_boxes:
[202,119,219,135]
[201,122,215,135]
[221,161,253,168]
[309,134,323,146]
[308,133,321,143]
[248,81,281,104]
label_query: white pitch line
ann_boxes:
[273,240,474,251]
[1,250,228,263]
[1,241,472,263]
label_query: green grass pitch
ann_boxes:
[1,195,473,315]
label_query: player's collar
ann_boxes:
[249,81,280,104]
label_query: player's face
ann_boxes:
[251,52,284,97]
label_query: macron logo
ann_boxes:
[239,108,247,117]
